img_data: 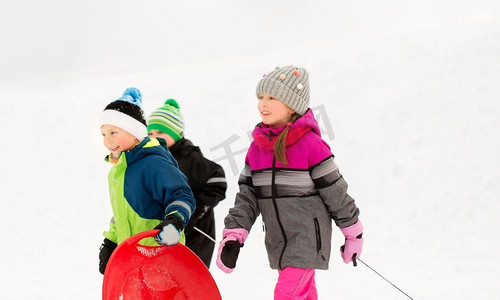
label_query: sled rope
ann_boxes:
[357,258,415,300]
[194,226,217,243]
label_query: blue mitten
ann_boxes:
[154,214,184,246]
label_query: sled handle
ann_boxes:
[122,229,161,247]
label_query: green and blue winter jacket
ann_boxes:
[103,137,195,246]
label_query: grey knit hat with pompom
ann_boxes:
[256,66,310,116]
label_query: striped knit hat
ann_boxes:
[99,87,147,141]
[147,99,184,142]
[256,66,310,116]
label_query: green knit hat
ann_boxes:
[147,99,184,142]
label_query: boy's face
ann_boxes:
[148,130,176,147]
[257,93,295,127]
[101,125,139,158]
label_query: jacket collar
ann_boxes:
[252,109,320,150]
[169,138,201,157]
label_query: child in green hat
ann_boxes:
[148,99,227,268]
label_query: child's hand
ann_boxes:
[154,215,184,246]
[340,220,364,264]
[216,228,248,273]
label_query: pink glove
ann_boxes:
[340,219,364,264]
[216,228,249,273]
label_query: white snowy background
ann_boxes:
[1,1,499,299]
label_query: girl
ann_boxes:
[216,66,364,299]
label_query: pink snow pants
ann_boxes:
[274,267,317,300]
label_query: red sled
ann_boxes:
[102,229,222,300]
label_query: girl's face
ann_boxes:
[148,130,176,147]
[100,125,139,158]
[257,93,295,127]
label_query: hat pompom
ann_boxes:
[164,98,180,109]
[117,87,142,107]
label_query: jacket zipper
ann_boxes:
[314,217,322,252]
[271,155,288,270]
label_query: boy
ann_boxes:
[98,88,195,275]
[148,99,227,268]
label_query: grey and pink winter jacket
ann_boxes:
[224,109,360,270]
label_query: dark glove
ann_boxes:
[154,214,185,246]
[99,238,117,275]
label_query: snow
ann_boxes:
[1,1,499,299]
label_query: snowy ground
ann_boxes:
[1,1,499,299]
